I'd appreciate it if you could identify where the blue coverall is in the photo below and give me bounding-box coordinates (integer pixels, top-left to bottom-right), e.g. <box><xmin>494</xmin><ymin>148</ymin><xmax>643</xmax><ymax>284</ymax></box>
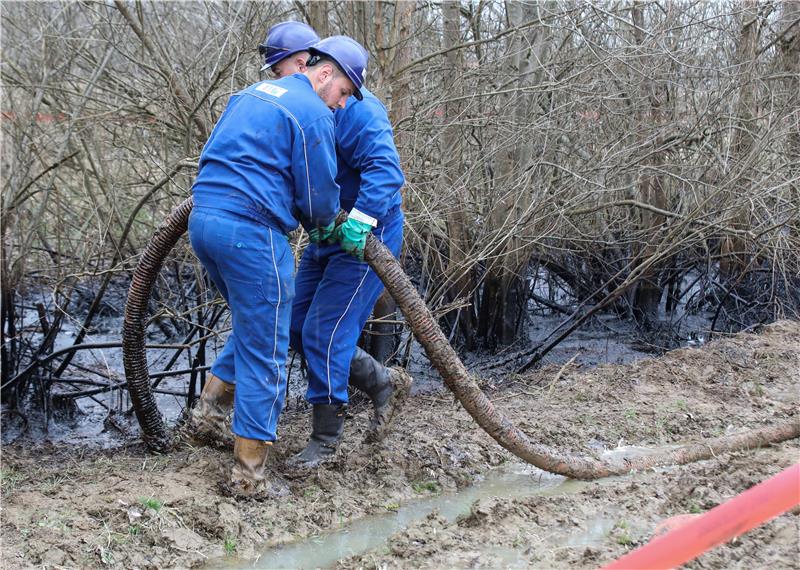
<box><xmin>189</xmin><ymin>75</ymin><xmax>340</xmax><ymax>442</ymax></box>
<box><xmin>290</xmin><ymin>87</ymin><xmax>405</xmax><ymax>405</ymax></box>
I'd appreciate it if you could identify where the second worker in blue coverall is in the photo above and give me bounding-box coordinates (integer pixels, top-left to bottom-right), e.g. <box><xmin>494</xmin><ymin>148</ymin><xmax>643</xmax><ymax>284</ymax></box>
<box><xmin>261</xmin><ymin>22</ymin><xmax>413</xmax><ymax>468</ymax></box>
<box><xmin>187</xmin><ymin>36</ymin><xmax>370</xmax><ymax>496</ymax></box>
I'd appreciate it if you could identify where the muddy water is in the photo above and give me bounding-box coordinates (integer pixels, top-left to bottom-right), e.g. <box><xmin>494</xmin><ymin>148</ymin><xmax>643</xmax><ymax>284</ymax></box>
<box><xmin>1</xmin><ymin>312</ymin><xmax>198</xmax><ymax>447</ymax></box>
<box><xmin>3</xmin><ymin>283</ymin><xmax>713</xmax><ymax>447</ymax></box>
<box><xmin>208</xmin><ymin>465</ymin><xmax>617</xmax><ymax>570</ymax></box>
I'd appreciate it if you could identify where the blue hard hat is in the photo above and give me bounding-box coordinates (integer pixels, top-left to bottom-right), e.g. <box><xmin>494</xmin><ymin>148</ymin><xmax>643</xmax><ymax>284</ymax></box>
<box><xmin>258</xmin><ymin>22</ymin><xmax>320</xmax><ymax>71</ymax></box>
<box><xmin>308</xmin><ymin>36</ymin><xmax>368</xmax><ymax>100</ymax></box>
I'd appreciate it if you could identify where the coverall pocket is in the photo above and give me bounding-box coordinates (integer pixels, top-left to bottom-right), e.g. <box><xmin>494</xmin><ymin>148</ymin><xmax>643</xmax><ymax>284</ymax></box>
<box><xmin>258</xmin><ymin>231</ymin><xmax>295</xmax><ymax>307</ymax></box>
<box><xmin>212</xmin><ymin>219</ymin><xmax>294</xmax><ymax>307</ymax></box>
<box><xmin>259</xmin><ymin>257</ymin><xmax>295</xmax><ymax>307</ymax></box>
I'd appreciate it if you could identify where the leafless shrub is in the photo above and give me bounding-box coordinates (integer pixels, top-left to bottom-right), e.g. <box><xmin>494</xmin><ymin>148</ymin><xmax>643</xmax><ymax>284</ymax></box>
<box><xmin>1</xmin><ymin>1</ymin><xmax>798</xmax><ymax>415</ymax></box>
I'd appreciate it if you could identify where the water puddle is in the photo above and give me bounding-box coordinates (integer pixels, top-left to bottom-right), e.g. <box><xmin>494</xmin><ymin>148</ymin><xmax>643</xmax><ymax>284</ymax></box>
<box><xmin>600</xmin><ymin>443</ymin><xmax>683</xmax><ymax>462</ymax></box>
<box><xmin>563</xmin><ymin>516</ymin><xmax>618</xmax><ymax>547</ymax></box>
<box><xmin>209</xmin><ymin>464</ymin><xmax>613</xmax><ymax>569</ymax></box>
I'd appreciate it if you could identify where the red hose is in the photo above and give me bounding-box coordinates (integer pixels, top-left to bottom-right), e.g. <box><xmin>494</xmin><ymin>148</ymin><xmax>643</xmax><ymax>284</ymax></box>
<box><xmin>601</xmin><ymin>462</ymin><xmax>800</xmax><ymax>570</ymax></box>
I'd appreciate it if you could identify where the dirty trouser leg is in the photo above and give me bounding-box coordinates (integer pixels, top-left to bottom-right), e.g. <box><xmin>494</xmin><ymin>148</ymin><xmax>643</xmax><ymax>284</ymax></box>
<box><xmin>188</xmin><ymin>208</ymin><xmax>294</xmax><ymax>442</ymax></box>
<box><xmin>289</xmin><ymin>244</ymin><xmax>326</xmax><ymax>358</ymax></box>
<box><xmin>299</xmin><ymin>215</ymin><xmax>403</xmax><ymax>405</ymax></box>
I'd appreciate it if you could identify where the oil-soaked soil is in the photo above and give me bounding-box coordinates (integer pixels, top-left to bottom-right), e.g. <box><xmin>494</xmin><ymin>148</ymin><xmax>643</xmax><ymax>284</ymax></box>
<box><xmin>1</xmin><ymin>321</ymin><xmax>798</xmax><ymax>569</ymax></box>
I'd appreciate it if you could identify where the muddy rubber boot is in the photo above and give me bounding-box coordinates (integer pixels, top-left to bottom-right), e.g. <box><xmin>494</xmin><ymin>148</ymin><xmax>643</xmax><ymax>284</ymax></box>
<box><xmin>186</xmin><ymin>374</ymin><xmax>234</xmax><ymax>447</ymax></box>
<box><xmin>223</xmin><ymin>437</ymin><xmax>288</xmax><ymax>499</ymax></box>
<box><xmin>348</xmin><ymin>347</ymin><xmax>412</xmax><ymax>442</ymax></box>
<box><xmin>288</xmin><ymin>404</ymin><xmax>346</xmax><ymax>469</ymax></box>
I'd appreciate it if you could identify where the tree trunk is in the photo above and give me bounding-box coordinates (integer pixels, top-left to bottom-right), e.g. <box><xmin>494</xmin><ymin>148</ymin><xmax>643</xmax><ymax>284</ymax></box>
<box><xmin>630</xmin><ymin>0</ymin><xmax>670</xmax><ymax>328</ymax></box>
<box><xmin>306</xmin><ymin>1</ymin><xmax>329</xmax><ymax>38</ymax></box>
<box><xmin>440</xmin><ymin>0</ymin><xmax>476</xmax><ymax>349</ymax></box>
<box><xmin>388</xmin><ymin>0</ymin><xmax>416</xmax><ymax>146</ymax></box>
<box><xmin>720</xmin><ymin>1</ymin><xmax>760</xmax><ymax>280</ymax></box>
<box><xmin>779</xmin><ymin>1</ymin><xmax>799</xmax><ymax>221</ymax></box>
<box><xmin>0</xmin><ymin>279</ymin><xmax>18</xmax><ymax>406</ymax></box>
<box><xmin>479</xmin><ymin>1</ymin><xmax>548</xmax><ymax>346</ymax></box>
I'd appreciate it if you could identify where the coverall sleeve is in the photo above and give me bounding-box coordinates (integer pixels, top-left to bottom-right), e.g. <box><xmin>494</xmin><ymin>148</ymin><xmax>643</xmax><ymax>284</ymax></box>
<box><xmin>292</xmin><ymin>114</ymin><xmax>340</xmax><ymax>228</ymax></box>
<box><xmin>337</xmin><ymin>100</ymin><xmax>405</xmax><ymax>223</ymax></box>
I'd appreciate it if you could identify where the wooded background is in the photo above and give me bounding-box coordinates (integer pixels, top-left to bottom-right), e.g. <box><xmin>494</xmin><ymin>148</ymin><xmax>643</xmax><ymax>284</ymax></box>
<box><xmin>2</xmin><ymin>1</ymin><xmax>799</xmax><ymax>405</ymax></box>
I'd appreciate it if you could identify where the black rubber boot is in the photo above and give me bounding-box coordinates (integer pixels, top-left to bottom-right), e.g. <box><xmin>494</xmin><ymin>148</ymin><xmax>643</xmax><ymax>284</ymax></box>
<box><xmin>348</xmin><ymin>347</ymin><xmax>412</xmax><ymax>442</ymax></box>
<box><xmin>289</xmin><ymin>404</ymin><xmax>347</xmax><ymax>469</ymax></box>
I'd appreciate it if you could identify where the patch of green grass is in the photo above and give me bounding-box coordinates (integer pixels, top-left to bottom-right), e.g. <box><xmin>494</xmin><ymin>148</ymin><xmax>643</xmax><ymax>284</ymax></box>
<box><xmin>36</xmin><ymin>514</ymin><xmax>68</xmax><ymax>533</ymax></box>
<box><xmin>99</xmin><ymin>546</ymin><xmax>115</xmax><ymax>565</ymax></box>
<box><xmin>613</xmin><ymin>519</ymin><xmax>633</xmax><ymax>546</ymax></box>
<box><xmin>138</xmin><ymin>456</ymin><xmax>172</xmax><ymax>473</ymax></box>
<box><xmin>111</xmin><ymin>531</ymin><xmax>129</xmax><ymax>545</ymax></box>
<box><xmin>40</xmin><ymin>474</ymin><xmax>67</xmax><ymax>494</ymax></box>
<box><xmin>128</xmin><ymin>524</ymin><xmax>141</xmax><ymax>536</ymax></box>
<box><xmin>0</xmin><ymin>467</ymin><xmax>26</xmax><ymax>494</ymax></box>
<box><xmin>412</xmin><ymin>480</ymin><xmax>441</xmax><ymax>494</ymax></box>
<box><xmin>674</xmin><ymin>399</ymin><xmax>687</xmax><ymax>411</ymax></box>
<box><xmin>138</xmin><ymin>496</ymin><xmax>163</xmax><ymax>512</ymax></box>
<box><xmin>616</xmin><ymin>532</ymin><xmax>633</xmax><ymax>546</ymax></box>
<box><xmin>511</xmin><ymin>530</ymin><xmax>525</xmax><ymax>548</ymax></box>
<box><xmin>224</xmin><ymin>534</ymin><xmax>237</xmax><ymax>556</ymax></box>
<box><xmin>689</xmin><ymin>503</ymin><xmax>702</xmax><ymax>514</ymax></box>
<box><xmin>652</xmin><ymin>416</ymin><xmax>669</xmax><ymax>441</ymax></box>
<box><xmin>624</xmin><ymin>408</ymin><xmax>638</xmax><ymax>421</ymax></box>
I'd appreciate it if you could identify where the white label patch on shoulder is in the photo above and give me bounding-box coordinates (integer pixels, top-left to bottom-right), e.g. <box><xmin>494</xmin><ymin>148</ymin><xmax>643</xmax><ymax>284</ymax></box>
<box><xmin>256</xmin><ymin>83</ymin><xmax>287</xmax><ymax>98</ymax></box>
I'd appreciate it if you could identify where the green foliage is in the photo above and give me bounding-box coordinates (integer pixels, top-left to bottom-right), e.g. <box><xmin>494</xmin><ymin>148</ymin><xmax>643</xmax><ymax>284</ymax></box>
<box><xmin>138</xmin><ymin>496</ymin><xmax>163</xmax><ymax>512</ymax></box>
<box><xmin>99</xmin><ymin>546</ymin><xmax>115</xmax><ymax>565</ymax></box>
<box><xmin>0</xmin><ymin>467</ymin><xmax>26</xmax><ymax>494</ymax></box>
<box><xmin>40</xmin><ymin>474</ymin><xmax>67</xmax><ymax>494</ymax></box>
<box><xmin>616</xmin><ymin>532</ymin><xmax>633</xmax><ymax>546</ymax></box>
<box><xmin>224</xmin><ymin>534</ymin><xmax>237</xmax><ymax>556</ymax></box>
<box><xmin>412</xmin><ymin>480</ymin><xmax>441</xmax><ymax>494</ymax></box>
<box><xmin>613</xmin><ymin>519</ymin><xmax>633</xmax><ymax>546</ymax></box>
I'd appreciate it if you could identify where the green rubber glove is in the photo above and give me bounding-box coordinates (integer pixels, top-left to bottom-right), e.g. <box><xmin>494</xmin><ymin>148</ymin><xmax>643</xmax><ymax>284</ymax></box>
<box><xmin>335</xmin><ymin>217</ymin><xmax>372</xmax><ymax>260</ymax></box>
<box><xmin>308</xmin><ymin>220</ymin><xmax>336</xmax><ymax>244</ymax></box>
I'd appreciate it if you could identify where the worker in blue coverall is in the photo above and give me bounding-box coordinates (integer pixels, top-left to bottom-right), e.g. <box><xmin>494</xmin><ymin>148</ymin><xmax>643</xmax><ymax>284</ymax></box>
<box><xmin>188</xmin><ymin>35</ymin><xmax>369</xmax><ymax>497</ymax></box>
<box><xmin>262</xmin><ymin>22</ymin><xmax>412</xmax><ymax>468</ymax></box>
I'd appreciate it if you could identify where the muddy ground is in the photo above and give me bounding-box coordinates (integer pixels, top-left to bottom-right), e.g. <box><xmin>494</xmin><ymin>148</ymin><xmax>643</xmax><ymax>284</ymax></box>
<box><xmin>1</xmin><ymin>320</ymin><xmax>798</xmax><ymax>569</ymax></box>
